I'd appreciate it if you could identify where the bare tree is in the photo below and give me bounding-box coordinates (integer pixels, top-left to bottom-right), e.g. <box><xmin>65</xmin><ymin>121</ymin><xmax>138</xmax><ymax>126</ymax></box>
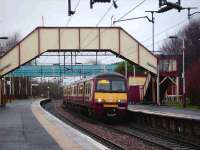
<box><xmin>160</xmin><ymin>18</ymin><xmax>200</xmax><ymax>105</ymax></box>
<box><xmin>0</xmin><ymin>33</ymin><xmax>19</xmax><ymax>56</ymax></box>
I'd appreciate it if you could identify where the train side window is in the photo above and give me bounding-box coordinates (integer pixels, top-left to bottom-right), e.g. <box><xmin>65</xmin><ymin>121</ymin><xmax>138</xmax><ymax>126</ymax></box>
<box><xmin>85</xmin><ymin>84</ymin><xmax>88</xmax><ymax>95</ymax></box>
<box><xmin>74</xmin><ymin>86</ymin><xmax>77</xmax><ymax>95</ymax></box>
<box><xmin>67</xmin><ymin>88</ymin><xmax>69</xmax><ymax>95</ymax></box>
<box><xmin>87</xmin><ymin>84</ymin><xmax>89</xmax><ymax>95</ymax></box>
<box><xmin>70</xmin><ymin>88</ymin><xmax>72</xmax><ymax>95</ymax></box>
<box><xmin>88</xmin><ymin>84</ymin><xmax>90</xmax><ymax>95</ymax></box>
<box><xmin>86</xmin><ymin>84</ymin><xmax>88</xmax><ymax>95</ymax></box>
<box><xmin>79</xmin><ymin>85</ymin><xmax>83</xmax><ymax>95</ymax></box>
<box><xmin>88</xmin><ymin>83</ymin><xmax>90</xmax><ymax>95</ymax></box>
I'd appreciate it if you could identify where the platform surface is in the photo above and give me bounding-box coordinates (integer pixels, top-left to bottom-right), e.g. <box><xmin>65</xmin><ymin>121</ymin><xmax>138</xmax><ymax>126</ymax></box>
<box><xmin>0</xmin><ymin>99</ymin><xmax>61</xmax><ymax>150</ymax></box>
<box><xmin>128</xmin><ymin>104</ymin><xmax>200</xmax><ymax>121</ymax></box>
<box><xmin>0</xmin><ymin>99</ymin><xmax>108</xmax><ymax>150</ymax></box>
<box><xmin>32</xmin><ymin>99</ymin><xmax>108</xmax><ymax>150</ymax></box>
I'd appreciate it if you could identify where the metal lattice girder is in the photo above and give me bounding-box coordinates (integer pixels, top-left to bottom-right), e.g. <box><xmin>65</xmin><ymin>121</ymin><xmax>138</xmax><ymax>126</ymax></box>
<box><xmin>0</xmin><ymin>27</ymin><xmax>157</xmax><ymax>77</ymax></box>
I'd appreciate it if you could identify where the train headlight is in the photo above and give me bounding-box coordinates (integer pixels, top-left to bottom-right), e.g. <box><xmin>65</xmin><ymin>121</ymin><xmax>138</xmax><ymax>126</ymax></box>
<box><xmin>117</xmin><ymin>99</ymin><xmax>126</xmax><ymax>103</ymax></box>
<box><xmin>118</xmin><ymin>99</ymin><xmax>127</xmax><ymax>107</ymax></box>
<box><xmin>97</xmin><ymin>98</ymin><xmax>103</xmax><ymax>103</ymax></box>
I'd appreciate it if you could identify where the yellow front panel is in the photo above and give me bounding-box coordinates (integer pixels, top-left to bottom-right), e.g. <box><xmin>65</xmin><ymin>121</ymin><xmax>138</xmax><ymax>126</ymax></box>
<box><xmin>104</xmin><ymin>104</ymin><xmax>118</xmax><ymax>108</ymax></box>
<box><xmin>94</xmin><ymin>92</ymin><xmax>127</xmax><ymax>103</ymax></box>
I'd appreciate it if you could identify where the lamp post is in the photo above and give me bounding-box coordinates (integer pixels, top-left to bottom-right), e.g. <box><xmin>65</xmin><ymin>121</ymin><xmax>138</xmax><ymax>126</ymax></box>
<box><xmin>169</xmin><ymin>36</ymin><xmax>186</xmax><ymax>108</ymax></box>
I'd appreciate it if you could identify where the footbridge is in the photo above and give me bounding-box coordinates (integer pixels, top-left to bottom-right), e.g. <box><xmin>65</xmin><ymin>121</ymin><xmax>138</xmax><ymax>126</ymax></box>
<box><xmin>0</xmin><ymin>27</ymin><xmax>157</xmax><ymax>77</ymax></box>
<box><xmin>0</xmin><ymin>27</ymin><xmax>158</xmax><ymax>105</ymax></box>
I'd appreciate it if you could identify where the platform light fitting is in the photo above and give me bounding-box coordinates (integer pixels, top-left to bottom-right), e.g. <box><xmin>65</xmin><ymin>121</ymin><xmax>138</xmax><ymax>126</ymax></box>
<box><xmin>113</xmin><ymin>0</ymin><xmax>118</xmax><ymax>9</ymax></box>
<box><xmin>68</xmin><ymin>10</ymin><xmax>75</xmax><ymax>16</ymax></box>
<box><xmin>157</xmin><ymin>5</ymin><xmax>172</xmax><ymax>13</ymax></box>
<box><xmin>167</xmin><ymin>1</ymin><xmax>183</xmax><ymax>12</ymax></box>
<box><xmin>68</xmin><ymin>0</ymin><xmax>75</xmax><ymax>16</ymax></box>
<box><xmin>90</xmin><ymin>0</ymin><xmax>118</xmax><ymax>9</ymax></box>
<box><xmin>159</xmin><ymin>0</ymin><xmax>167</xmax><ymax>7</ymax></box>
<box><xmin>90</xmin><ymin>0</ymin><xmax>111</xmax><ymax>9</ymax></box>
<box><xmin>159</xmin><ymin>0</ymin><xmax>180</xmax><ymax>7</ymax></box>
<box><xmin>158</xmin><ymin>0</ymin><xmax>183</xmax><ymax>13</ymax></box>
<box><xmin>0</xmin><ymin>37</ymin><xmax>8</xmax><ymax>40</ymax></box>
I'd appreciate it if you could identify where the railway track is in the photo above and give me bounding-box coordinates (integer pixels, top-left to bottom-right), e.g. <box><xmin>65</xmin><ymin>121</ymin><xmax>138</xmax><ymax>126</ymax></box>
<box><xmin>106</xmin><ymin>125</ymin><xmax>199</xmax><ymax>150</ymax></box>
<box><xmin>42</xmin><ymin>99</ymin><xmax>199</xmax><ymax>150</ymax></box>
<box><xmin>42</xmin><ymin>99</ymin><xmax>124</xmax><ymax>150</ymax></box>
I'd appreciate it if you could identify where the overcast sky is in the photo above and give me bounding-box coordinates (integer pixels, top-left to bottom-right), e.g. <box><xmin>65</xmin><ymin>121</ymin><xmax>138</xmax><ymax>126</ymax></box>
<box><xmin>1</xmin><ymin>0</ymin><xmax>200</xmax><ymax>58</ymax></box>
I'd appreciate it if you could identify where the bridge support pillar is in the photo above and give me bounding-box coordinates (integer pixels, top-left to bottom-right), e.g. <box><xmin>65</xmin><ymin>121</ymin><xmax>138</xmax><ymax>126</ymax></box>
<box><xmin>157</xmin><ymin>72</ymin><xmax>160</xmax><ymax>105</ymax></box>
<box><xmin>152</xmin><ymin>77</ymin><xmax>156</xmax><ymax>103</ymax></box>
<box><xmin>0</xmin><ymin>78</ymin><xmax>6</xmax><ymax>106</ymax></box>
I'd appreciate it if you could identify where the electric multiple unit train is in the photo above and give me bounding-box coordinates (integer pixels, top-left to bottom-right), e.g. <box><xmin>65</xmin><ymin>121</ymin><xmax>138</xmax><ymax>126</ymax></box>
<box><xmin>63</xmin><ymin>72</ymin><xmax>128</xmax><ymax>117</ymax></box>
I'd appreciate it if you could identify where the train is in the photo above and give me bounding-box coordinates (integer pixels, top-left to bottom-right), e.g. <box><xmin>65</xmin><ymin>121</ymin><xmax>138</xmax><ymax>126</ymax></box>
<box><xmin>63</xmin><ymin>72</ymin><xmax>128</xmax><ymax>117</ymax></box>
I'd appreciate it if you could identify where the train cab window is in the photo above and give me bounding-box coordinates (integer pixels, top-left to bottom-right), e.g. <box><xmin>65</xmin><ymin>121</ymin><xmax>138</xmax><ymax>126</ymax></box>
<box><xmin>112</xmin><ymin>80</ymin><xmax>126</xmax><ymax>92</ymax></box>
<box><xmin>96</xmin><ymin>79</ymin><xmax>110</xmax><ymax>91</ymax></box>
<box><xmin>96</xmin><ymin>78</ymin><xmax>126</xmax><ymax>92</ymax></box>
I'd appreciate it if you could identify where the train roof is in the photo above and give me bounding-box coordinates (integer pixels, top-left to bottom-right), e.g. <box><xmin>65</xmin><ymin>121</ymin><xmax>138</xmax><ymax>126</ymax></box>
<box><xmin>66</xmin><ymin>72</ymin><xmax>125</xmax><ymax>87</ymax></box>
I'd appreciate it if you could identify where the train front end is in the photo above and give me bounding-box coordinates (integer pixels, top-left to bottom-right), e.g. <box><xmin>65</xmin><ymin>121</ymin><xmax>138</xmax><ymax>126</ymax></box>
<box><xmin>93</xmin><ymin>73</ymin><xmax>128</xmax><ymax>117</ymax></box>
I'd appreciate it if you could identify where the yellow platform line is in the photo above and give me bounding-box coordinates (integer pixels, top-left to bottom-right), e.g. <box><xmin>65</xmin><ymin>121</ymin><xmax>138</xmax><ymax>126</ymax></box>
<box><xmin>31</xmin><ymin>100</ymin><xmax>109</xmax><ymax>150</ymax></box>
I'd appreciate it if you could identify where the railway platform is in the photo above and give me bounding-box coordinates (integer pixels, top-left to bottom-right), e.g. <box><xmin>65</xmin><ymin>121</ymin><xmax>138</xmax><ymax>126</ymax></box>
<box><xmin>128</xmin><ymin>104</ymin><xmax>200</xmax><ymax>146</ymax></box>
<box><xmin>0</xmin><ymin>99</ymin><xmax>108</xmax><ymax>150</ymax></box>
<box><xmin>128</xmin><ymin>104</ymin><xmax>200</xmax><ymax>121</ymax></box>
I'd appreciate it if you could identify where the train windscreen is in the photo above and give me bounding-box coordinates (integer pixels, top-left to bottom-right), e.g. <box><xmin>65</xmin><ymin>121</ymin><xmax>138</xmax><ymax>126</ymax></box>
<box><xmin>96</xmin><ymin>78</ymin><xmax>126</xmax><ymax>92</ymax></box>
